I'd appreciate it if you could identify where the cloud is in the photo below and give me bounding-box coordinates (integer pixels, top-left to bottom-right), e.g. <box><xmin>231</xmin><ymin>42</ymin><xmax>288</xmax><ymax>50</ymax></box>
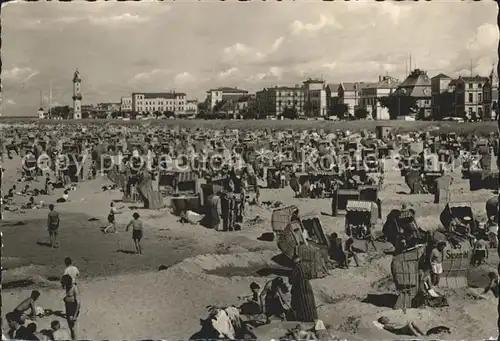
<box><xmin>174</xmin><ymin>72</ymin><xmax>195</xmax><ymax>85</ymax></box>
<box><xmin>246</xmin><ymin>66</ymin><xmax>284</xmax><ymax>83</ymax></box>
<box><xmin>3</xmin><ymin>67</ymin><xmax>39</xmax><ymax>82</ymax></box>
<box><xmin>468</xmin><ymin>23</ymin><xmax>498</xmax><ymax>52</ymax></box>
<box><xmin>290</xmin><ymin>15</ymin><xmax>340</xmax><ymax>35</ymax></box>
<box><xmin>131</xmin><ymin>69</ymin><xmax>170</xmax><ymax>82</ymax></box>
<box><xmin>89</xmin><ymin>13</ymin><xmax>147</xmax><ymax>25</ymax></box>
<box><xmin>271</xmin><ymin>37</ymin><xmax>284</xmax><ymax>51</ymax></box>
<box><xmin>223</xmin><ymin>43</ymin><xmax>264</xmax><ymax>63</ymax></box>
<box><xmin>218</xmin><ymin>68</ymin><xmax>238</xmax><ymax>79</ymax></box>
<box><xmin>5</xmin><ymin>99</ymin><xmax>16</xmax><ymax>105</ymax></box>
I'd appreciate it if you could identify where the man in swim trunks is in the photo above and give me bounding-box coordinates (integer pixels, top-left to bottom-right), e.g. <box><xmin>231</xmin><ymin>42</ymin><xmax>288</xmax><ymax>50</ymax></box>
<box><xmin>13</xmin><ymin>290</ymin><xmax>41</xmax><ymax>322</ymax></box>
<box><xmin>47</xmin><ymin>204</ymin><xmax>60</xmax><ymax>248</ymax></box>
<box><xmin>61</xmin><ymin>274</ymin><xmax>80</xmax><ymax>340</ymax></box>
<box><xmin>126</xmin><ymin>212</ymin><xmax>143</xmax><ymax>254</ymax></box>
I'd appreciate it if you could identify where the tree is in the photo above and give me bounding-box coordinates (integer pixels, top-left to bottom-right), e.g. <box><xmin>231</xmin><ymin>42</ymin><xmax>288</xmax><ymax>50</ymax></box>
<box><xmin>51</xmin><ymin>105</ymin><xmax>71</xmax><ymax>119</ymax></box>
<box><xmin>153</xmin><ymin>111</ymin><xmax>162</xmax><ymax>119</ymax></box>
<box><xmin>433</xmin><ymin>92</ymin><xmax>454</xmax><ymax>120</ymax></box>
<box><xmin>354</xmin><ymin>108</ymin><xmax>369</xmax><ymax>120</ymax></box>
<box><xmin>330</xmin><ymin>103</ymin><xmax>349</xmax><ymax>119</ymax></box>
<box><xmin>281</xmin><ymin>106</ymin><xmax>299</xmax><ymax>119</ymax></box>
<box><xmin>213</xmin><ymin>100</ymin><xmax>227</xmax><ymax>113</ymax></box>
<box><xmin>379</xmin><ymin>94</ymin><xmax>418</xmax><ymax>120</ymax></box>
<box><xmin>197</xmin><ymin>102</ymin><xmax>208</xmax><ymax>112</ymax></box>
<box><xmin>164</xmin><ymin>111</ymin><xmax>175</xmax><ymax>118</ymax></box>
<box><xmin>111</xmin><ymin>111</ymin><xmax>120</xmax><ymax>119</ymax></box>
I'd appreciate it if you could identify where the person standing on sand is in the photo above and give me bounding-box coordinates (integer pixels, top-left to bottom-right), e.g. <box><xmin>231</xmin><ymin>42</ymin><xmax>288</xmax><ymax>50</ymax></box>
<box><xmin>47</xmin><ymin>204</ymin><xmax>60</xmax><ymax>248</ymax></box>
<box><xmin>63</xmin><ymin>257</ymin><xmax>79</xmax><ymax>284</ymax></box>
<box><xmin>429</xmin><ymin>242</ymin><xmax>446</xmax><ymax>286</ymax></box>
<box><xmin>61</xmin><ymin>274</ymin><xmax>80</xmax><ymax>341</ymax></box>
<box><xmin>289</xmin><ymin>255</ymin><xmax>318</xmax><ymax>322</ymax></box>
<box><xmin>126</xmin><ymin>212</ymin><xmax>143</xmax><ymax>254</ymax></box>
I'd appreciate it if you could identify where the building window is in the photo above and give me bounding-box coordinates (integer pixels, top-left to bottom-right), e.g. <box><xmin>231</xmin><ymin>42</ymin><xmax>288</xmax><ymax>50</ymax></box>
<box><xmin>468</xmin><ymin>83</ymin><xmax>473</xmax><ymax>89</ymax></box>
<box><xmin>478</xmin><ymin>93</ymin><xmax>482</xmax><ymax>103</ymax></box>
<box><xmin>468</xmin><ymin>93</ymin><xmax>473</xmax><ymax>103</ymax></box>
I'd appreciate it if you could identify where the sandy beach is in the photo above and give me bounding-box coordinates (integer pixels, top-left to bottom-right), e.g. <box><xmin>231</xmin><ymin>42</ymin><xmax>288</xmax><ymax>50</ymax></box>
<box><xmin>2</xmin><ymin>149</ymin><xmax>499</xmax><ymax>340</ymax></box>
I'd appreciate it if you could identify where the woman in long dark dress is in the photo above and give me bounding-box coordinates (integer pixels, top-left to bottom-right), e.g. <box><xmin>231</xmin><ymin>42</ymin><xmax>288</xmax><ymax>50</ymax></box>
<box><xmin>289</xmin><ymin>255</ymin><xmax>318</xmax><ymax>322</ymax></box>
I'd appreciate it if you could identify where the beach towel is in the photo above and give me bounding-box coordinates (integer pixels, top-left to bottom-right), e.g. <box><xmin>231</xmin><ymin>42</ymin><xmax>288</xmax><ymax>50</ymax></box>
<box><xmin>211</xmin><ymin>309</ymin><xmax>235</xmax><ymax>339</ymax></box>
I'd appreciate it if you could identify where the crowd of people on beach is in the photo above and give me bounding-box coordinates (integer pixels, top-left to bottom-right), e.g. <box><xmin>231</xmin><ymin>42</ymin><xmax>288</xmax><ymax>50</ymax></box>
<box><xmin>2</xmin><ymin>257</ymin><xmax>80</xmax><ymax>341</ymax></box>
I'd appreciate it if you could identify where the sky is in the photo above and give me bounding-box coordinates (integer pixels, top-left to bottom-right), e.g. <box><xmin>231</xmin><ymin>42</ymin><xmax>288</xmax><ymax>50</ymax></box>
<box><xmin>2</xmin><ymin>0</ymin><xmax>499</xmax><ymax>116</ymax></box>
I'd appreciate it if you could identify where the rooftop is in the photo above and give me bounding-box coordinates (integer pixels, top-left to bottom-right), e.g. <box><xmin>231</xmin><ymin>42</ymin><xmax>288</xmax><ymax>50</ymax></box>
<box><xmin>207</xmin><ymin>87</ymin><xmax>249</xmax><ymax>93</ymax></box>
<box><xmin>459</xmin><ymin>75</ymin><xmax>489</xmax><ymax>82</ymax></box>
<box><xmin>132</xmin><ymin>92</ymin><xmax>187</xmax><ymax>99</ymax></box>
<box><xmin>397</xmin><ymin>69</ymin><xmax>432</xmax><ymax>97</ymax></box>
<box><xmin>364</xmin><ymin>76</ymin><xmax>399</xmax><ymax>89</ymax></box>
<box><xmin>340</xmin><ymin>82</ymin><xmax>373</xmax><ymax>91</ymax></box>
<box><xmin>431</xmin><ymin>73</ymin><xmax>451</xmax><ymax>80</ymax></box>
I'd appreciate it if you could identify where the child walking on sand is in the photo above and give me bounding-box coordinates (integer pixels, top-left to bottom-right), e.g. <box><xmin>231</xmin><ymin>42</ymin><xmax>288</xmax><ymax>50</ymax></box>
<box><xmin>103</xmin><ymin>202</ymin><xmax>119</xmax><ymax>234</ymax></box>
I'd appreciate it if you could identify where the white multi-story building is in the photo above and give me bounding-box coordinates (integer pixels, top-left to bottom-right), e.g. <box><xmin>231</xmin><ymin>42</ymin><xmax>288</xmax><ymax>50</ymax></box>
<box><xmin>303</xmin><ymin>79</ymin><xmax>327</xmax><ymax>117</ymax></box>
<box><xmin>185</xmin><ymin>100</ymin><xmax>198</xmax><ymax>116</ymax></box>
<box><xmin>131</xmin><ymin>92</ymin><xmax>186</xmax><ymax>115</ymax></box>
<box><xmin>121</xmin><ymin>96</ymin><xmax>132</xmax><ymax>113</ymax></box>
<box><xmin>205</xmin><ymin>87</ymin><xmax>249</xmax><ymax>111</ymax></box>
<box><xmin>359</xmin><ymin>76</ymin><xmax>399</xmax><ymax>120</ymax></box>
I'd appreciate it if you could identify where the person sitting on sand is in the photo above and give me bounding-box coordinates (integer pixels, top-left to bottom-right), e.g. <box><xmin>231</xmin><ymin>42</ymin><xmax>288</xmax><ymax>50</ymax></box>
<box><xmin>126</xmin><ymin>212</ymin><xmax>144</xmax><ymax>254</ymax></box>
<box><xmin>342</xmin><ymin>237</ymin><xmax>359</xmax><ymax>268</ymax></box>
<box><xmin>260</xmin><ymin>277</ymin><xmax>290</xmax><ymax>324</ymax></box>
<box><xmin>471</xmin><ymin>237</ymin><xmax>489</xmax><ymax>266</ymax></box>
<box><xmin>26</xmin><ymin>322</ymin><xmax>48</xmax><ymax>341</ymax></box>
<box><xmin>484</xmin><ymin>271</ymin><xmax>499</xmax><ymax>297</ymax></box>
<box><xmin>61</xmin><ymin>274</ymin><xmax>80</xmax><ymax>341</ymax></box>
<box><xmin>13</xmin><ymin>290</ymin><xmax>41</xmax><ymax>322</ymax></box>
<box><xmin>50</xmin><ymin>320</ymin><xmax>71</xmax><ymax>341</ymax></box>
<box><xmin>238</xmin><ymin>282</ymin><xmax>262</xmax><ymax>316</ymax></box>
<box><xmin>375</xmin><ymin>316</ymin><xmax>425</xmax><ymax>336</ymax></box>
<box><xmin>5</xmin><ymin>311</ymin><xmax>39</xmax><ymax>341</ymax></box>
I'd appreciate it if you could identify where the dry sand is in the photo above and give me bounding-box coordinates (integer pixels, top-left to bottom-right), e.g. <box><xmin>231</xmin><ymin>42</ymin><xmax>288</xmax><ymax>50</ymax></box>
<box><xmin>2</xmin><ymin>152</ymin><xmax>499</xmax><ymax>340</ymax></box>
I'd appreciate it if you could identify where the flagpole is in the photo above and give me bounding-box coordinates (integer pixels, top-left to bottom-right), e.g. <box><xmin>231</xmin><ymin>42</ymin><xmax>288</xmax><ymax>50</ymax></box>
<box><xmin>49</xmin><ymin>82</ymin><xmax>52</xmax><ymax>119</ymax></box>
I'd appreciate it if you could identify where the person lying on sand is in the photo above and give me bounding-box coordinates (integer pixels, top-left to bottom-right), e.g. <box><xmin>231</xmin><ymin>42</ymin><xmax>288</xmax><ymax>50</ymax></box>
<box><xmin>56</xmin><ymin>190</ymin><xmax>70</xmax><ymax>203</ymax></box>
<box><xmin>286</xmin><ymin>324</ymin><xmax>318</xmax><ymax>341</ymax></box>
<box><xmin>374</xmin><ymin>316</ymin><xmax>425</xmax><ymax>336</ymax></box>
<box><xmin>13</xmin><ymin>290</ymin><xmax>41</xmax><ymax>322</ymax></box>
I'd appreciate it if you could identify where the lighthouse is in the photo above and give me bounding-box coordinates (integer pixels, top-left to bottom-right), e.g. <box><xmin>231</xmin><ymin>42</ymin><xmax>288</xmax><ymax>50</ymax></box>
<box><xmin>72</xmin><ymin>69</ymin><xmax>82</xmax><ymax>119</ymax></box>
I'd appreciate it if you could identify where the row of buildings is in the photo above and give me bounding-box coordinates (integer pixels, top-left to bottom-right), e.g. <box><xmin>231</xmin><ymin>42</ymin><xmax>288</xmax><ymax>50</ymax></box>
<box><xmin>61</xmin><ymin>67</ymin><xmax>498</xmax><ymax>120</ymax></box>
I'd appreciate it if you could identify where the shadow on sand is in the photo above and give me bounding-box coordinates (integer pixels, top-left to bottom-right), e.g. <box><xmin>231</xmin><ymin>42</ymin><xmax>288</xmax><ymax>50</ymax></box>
<box><xmin>36</xmin><ymin>241</ymin><xmax>53</xmax><ymax>248</ymax></box>
<box><xmin>361</xmin><ymin>293</ymin><xmax>398</xmax><ymax>308</ymax></box>
<box><xmin>116</xmin><ymin>249</ymin><xmax>136</xmax><ymax>255</ymax></box>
